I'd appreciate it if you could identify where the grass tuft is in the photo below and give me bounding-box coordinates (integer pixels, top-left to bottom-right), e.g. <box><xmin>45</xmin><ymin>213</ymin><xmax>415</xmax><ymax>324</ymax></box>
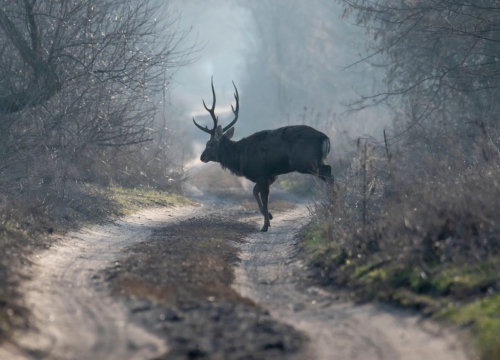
<box><xmin>303</xmin><ymin>136</ymin><xmax>500</xmax><ymax>359</ymax></box>
<box><xmin>438</xmin><ymin>295</ymin><xmax>500</xmax><ymax>360</ymax></box>
<box><xmin>0</xmin><ymin>184</ymin><xmax>193</xmax><ymax>344</ymax></box>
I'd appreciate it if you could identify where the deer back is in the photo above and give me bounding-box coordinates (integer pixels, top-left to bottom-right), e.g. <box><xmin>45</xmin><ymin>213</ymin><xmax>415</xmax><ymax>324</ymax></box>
<box><xmin>217</xmin><ymin>125</ymin><xmax>330</xmax><ymax>183</ymax></box>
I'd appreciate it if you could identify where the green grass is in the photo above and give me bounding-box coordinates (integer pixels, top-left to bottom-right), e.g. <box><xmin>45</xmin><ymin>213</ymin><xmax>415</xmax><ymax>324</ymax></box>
<box><xmin>302</xmin><ymin>222</ymin><xmax>500</xmax><ymax>359</ymax></box>
<box><xmin>303</xmin><ymin>226</ymin><xmax>327</xmax><ymax>253</ymax></box>
<box><xmin>302</xmin><ymin>225</ymin><xmax>349</xmax><ymax>268</ymax></box>
<box><xmin>438</xmin><ymin>295</ymin><xmax>500</xmax><ymax>360</ymax></box>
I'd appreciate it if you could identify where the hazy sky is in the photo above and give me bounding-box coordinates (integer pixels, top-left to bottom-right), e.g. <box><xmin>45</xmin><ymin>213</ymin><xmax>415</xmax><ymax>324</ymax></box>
<box><xmin>166</xmin><ymin>0</ymin><xmax>389</xmax><ymax>163</ymax></box>
<box><xmin>168</xmin><ymin>0</ymin><xmax>254</xmax><ymax>118</ymax></box>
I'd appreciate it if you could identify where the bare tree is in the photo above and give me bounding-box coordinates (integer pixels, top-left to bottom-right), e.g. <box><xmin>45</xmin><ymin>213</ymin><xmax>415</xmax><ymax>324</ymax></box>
<box><xmin>0</xmin><ymin>0</ymin><xmax>192</xmax><ymax>189</ymax></box>
<box><xmin>341</xmin><ymin>0</ymin><xmax>500</xmax><ymax>149</ymax></box>
<box><xmin>238</xmin><ymin>0</ymin><xmax>376</xmax><ymax>134</ymax></box>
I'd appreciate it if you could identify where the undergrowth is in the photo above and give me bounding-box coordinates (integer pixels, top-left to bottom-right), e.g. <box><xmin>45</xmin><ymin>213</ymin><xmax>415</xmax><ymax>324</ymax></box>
<box><xmin>304</xmin><ymin>134</ymin><xmax>500</xmax><ymax>359</ymax></box>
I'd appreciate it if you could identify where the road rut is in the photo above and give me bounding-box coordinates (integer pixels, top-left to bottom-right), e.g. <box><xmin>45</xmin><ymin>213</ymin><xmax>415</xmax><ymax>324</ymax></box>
<box><xmin>0</xmin><ymin>201</ymin><xmax>472</xmax><ymax>360</ymax></box>
<box><xmin>0</xmin><ymin>206</ymin><xmax>197</xmax><ymax>360</ymax></box>
<box><xmin>234</xmin><ymin>205</ymin><xmax>471</xmax><ymax>360</ymax></box>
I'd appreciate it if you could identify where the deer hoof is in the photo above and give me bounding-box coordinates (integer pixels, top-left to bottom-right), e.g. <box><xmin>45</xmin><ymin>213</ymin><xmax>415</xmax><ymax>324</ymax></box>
<box><xmin>269</xmin><ymin>212</ymin><xmax>273</xmax><ymax>220</ymax></box>
<box><xmin>260</xmin><ymin>226</ymin><xmax>268</xmax><ymax>232</ymax></box>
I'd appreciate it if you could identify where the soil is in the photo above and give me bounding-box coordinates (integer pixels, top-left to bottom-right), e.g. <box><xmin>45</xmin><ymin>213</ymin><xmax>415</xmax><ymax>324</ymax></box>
<box><xmin>105</xmin><ymin>206</ymin><xmax>304</xmax><ymax>359</ymax></box>
<box><xmin>0</xmin><ymin>206</ymin><xmax>195</xmax><ymax>360</ymax></box>
<box><xmin>233</xmin><ymin>205</ymin><xmax>472</xmax><ymax>360</ymax></box>
<box><xmin>0</xmin><ymin>184</ymin><xmax>473</xmax><ymax>360</ymax></box>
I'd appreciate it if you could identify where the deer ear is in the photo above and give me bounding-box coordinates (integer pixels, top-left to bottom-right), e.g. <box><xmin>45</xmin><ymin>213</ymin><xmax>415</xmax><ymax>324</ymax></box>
<box><xmin>214</xmin><ymin>125</ymin><xmax>223</xmax><ymax>140</ymax></box>
<box><xmin>224</xmin><ymin>127</ymin><xmax>234</xmax><ymax>139</ymax></box>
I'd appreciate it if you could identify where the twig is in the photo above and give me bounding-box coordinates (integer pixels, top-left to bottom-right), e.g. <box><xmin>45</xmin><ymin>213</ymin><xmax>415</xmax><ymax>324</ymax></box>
<box><xmin>362</xmin><ymin>140</ymin><xmax>368</xmax><ymax>242</ymax></box>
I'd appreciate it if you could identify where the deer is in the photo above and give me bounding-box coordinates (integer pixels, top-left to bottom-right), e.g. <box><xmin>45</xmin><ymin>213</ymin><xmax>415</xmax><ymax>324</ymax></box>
<box><xmin>193</xmin><ymin>79</ymin><xmax>332</xmax><ymax>232</ymax></box>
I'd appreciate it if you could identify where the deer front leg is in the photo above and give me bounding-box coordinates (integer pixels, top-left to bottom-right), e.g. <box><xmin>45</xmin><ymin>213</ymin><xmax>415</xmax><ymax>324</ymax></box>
<box><xmin>258</xmin><ymin>182</ymin><xmax>271</xmax><ymax>232</ymax></box>
<box><xmin>253</xmin><ymin>184</ymin><xmax>273</xmax><ymax>221</ymax></box>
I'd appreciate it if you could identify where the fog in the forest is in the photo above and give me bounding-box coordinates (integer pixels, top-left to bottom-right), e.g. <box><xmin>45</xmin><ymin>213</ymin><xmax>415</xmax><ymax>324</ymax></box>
<box><xmin>167</xmin><ymin>0</ymin><xmax>388</xmax><ymax>167</ymax></box>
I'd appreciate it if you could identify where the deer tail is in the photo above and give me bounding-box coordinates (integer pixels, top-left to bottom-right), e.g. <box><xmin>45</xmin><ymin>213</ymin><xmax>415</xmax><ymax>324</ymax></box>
<box><xmin>321</xmin><ymin>138</ymin><xmax>330</xmax><ymax>161</ymax></box>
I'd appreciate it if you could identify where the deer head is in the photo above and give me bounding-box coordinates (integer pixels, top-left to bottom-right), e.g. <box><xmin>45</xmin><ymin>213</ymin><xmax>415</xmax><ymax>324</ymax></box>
<box><xmin>193</xmin><ymin>78</ymin><xmax>239</xmax><ymax>163</ymax></box>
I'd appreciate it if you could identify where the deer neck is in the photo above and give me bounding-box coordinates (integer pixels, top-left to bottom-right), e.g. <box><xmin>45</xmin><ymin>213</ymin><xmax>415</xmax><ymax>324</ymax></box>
<box><xmin>217</xmin><ymin>137</ymin><xmax>242</xmax><ymax>175</ymax></box>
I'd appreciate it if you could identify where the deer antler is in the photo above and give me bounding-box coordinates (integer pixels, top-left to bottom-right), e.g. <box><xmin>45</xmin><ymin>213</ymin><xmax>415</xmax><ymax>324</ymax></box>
<box><xmin>223</xmin><ymin>81</ymin><xmax>239</xmax><ymax>133</ymax></box>
<box><xmin>193</xmin><ymin>77</ymin><xmax>218</xmax><ymax>135</ymax></box>
<box><xmin>193</xmin><ymin>78</ymin><xmax>240</xmax><ymax>135</ymax></box>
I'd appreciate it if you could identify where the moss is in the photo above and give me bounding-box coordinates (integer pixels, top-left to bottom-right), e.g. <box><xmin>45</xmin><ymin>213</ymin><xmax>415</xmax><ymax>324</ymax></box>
<box><xmin>438</xmin><ymin>295</ymin><xmax>500</xmax><ymax>360</ymax></box>
<box><xmin>354</xmin><ymin>261</ymin><xmax>387</xmax><ymax>279</ymax></box>
<box><xmin>302</xmin><ymin>219</ymin><xmax>500</xmax><ymax>360</ymax></box>
<box><xmin>303</xmin><ymin>227</ymin><xmax>326</xmax><ymax>253</ymax></box>
<box><xmin>364</xmin><ymin>268</ymin><xmax>389</xmax><ymax>281</ymax></box>
<box><xmin>432</xmin><ymin>259</ymin><xmax>500</xmax><ymax>296</ymax></box>
<box><xmin>392</xmin><ymin>289</ymin><xmax>444</xmax><ymax>313</ymax></box>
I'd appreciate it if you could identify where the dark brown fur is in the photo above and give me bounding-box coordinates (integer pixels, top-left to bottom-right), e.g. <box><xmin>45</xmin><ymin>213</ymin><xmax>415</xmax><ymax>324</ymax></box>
<box><xmin>194</xmin><ymin>81</ymin><xmax>332</xmax><ymax>231</ymax></box>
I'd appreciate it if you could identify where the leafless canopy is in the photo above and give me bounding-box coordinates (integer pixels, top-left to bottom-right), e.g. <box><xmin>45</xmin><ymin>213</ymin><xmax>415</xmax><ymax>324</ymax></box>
<box><xmin>0</xmin><ymin>0</ymin><xmax>193</xmax><ymax>189</ymax></box>
<box><xmin>341</xmin><ymin>0</ymin><xmax>500</xmax><ymax>148</ymax></box>
<box><xmin>0</xmin><ymin>0</ymin><xmax>191</xmax><ymax>142</ymax></box>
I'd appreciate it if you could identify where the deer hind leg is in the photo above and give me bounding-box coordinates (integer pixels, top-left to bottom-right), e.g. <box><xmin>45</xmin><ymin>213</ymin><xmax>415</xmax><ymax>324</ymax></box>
<box><xmin>258</xmin><ymin>181</ymin><xmax>271</xmax><ymax>232</ymax></box>
<box><xmin>253</xmin><ymin>184</ymin><xmax>273</xmax><ymax>220</ymax></box>
<box><xmin>319</xmin><ymin>164</ymin><xmax>334</xmax><ymax>185</ymax></box>
<box><xmin>306</xmin><ymin>163</ymin><xmax>334</xmax><ymax>185</ymax></box>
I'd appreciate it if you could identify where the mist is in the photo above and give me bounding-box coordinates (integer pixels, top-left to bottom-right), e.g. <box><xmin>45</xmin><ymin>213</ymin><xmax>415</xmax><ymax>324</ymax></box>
<box><xmin>0</xmin><ymin>3</ymin><xmax>497</xmax><ymax>358</ymax></box>
<box><xmin>167</xmin><ymin>0</ymin><xmax>389</xmax><ymax>169</ymax></box>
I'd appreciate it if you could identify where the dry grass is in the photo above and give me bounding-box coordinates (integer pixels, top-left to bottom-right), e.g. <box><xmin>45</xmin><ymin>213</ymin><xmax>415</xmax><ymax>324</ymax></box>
<box><xmin>305</xmin><ymin>135</ymin><xmax>500</xmax><ymax>359</ymax></box>
<box><xmin>0</xmin><ymin>184</ymin><xmax>192</xmax><ymax>345</ymax></box>
<box><xmin>188</xmin><ymin>163</ymin><xmax>301</xmax><ymax>214</ymax></box>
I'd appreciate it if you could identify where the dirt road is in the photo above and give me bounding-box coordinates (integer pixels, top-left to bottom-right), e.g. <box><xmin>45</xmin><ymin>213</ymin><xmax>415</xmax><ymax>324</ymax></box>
<box><xmin>0</xmin><ymin>198</ymin><xmax>472</xmax><ymax>359</ymax></box>
<box><xmin>233</xmin><ymin>205</ymin><xmax>471</xmax><ymax>360</ymax></box>
<box><xmin>0</xmin><ymin>206</ymin><xmax>197</xmax><ymax>360</ymax></box>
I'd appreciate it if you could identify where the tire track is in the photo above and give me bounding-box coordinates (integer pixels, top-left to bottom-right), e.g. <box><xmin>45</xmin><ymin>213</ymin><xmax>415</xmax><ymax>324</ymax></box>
<box><xmin>0</xmin><ymin>206</ymin><xmax>198</xmax><ymax>360</ymax></box>
<box><xmin>0</xmin><ymin>198</ymin><xmax>473</xmax><ymax>360</ymax></box>
<box><xmin>233</xmin><ymin>205</ymin><xmax>471</xmax><ymax>360</ymax></box>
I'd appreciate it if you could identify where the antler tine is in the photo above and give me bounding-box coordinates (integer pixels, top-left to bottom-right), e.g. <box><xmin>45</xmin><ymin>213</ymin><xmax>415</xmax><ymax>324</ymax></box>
<box><xmin>193</xmin><ymin>77</ymin><xmax>218</xmax><ymax>135</ymax></box>
<box><xmin>192</xmin><ymin>117</ymin><xmax>213</xmax><ymax>134</ymax></box>
<box><xmin>202</xmin><ymin>77</ymin><xmax>218</xmax><ymax>130</ymax></box>
<box><xmin>222</xmin><ymin>81</ymin><xmax>239</xmax><ymax>132</ymax></box>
